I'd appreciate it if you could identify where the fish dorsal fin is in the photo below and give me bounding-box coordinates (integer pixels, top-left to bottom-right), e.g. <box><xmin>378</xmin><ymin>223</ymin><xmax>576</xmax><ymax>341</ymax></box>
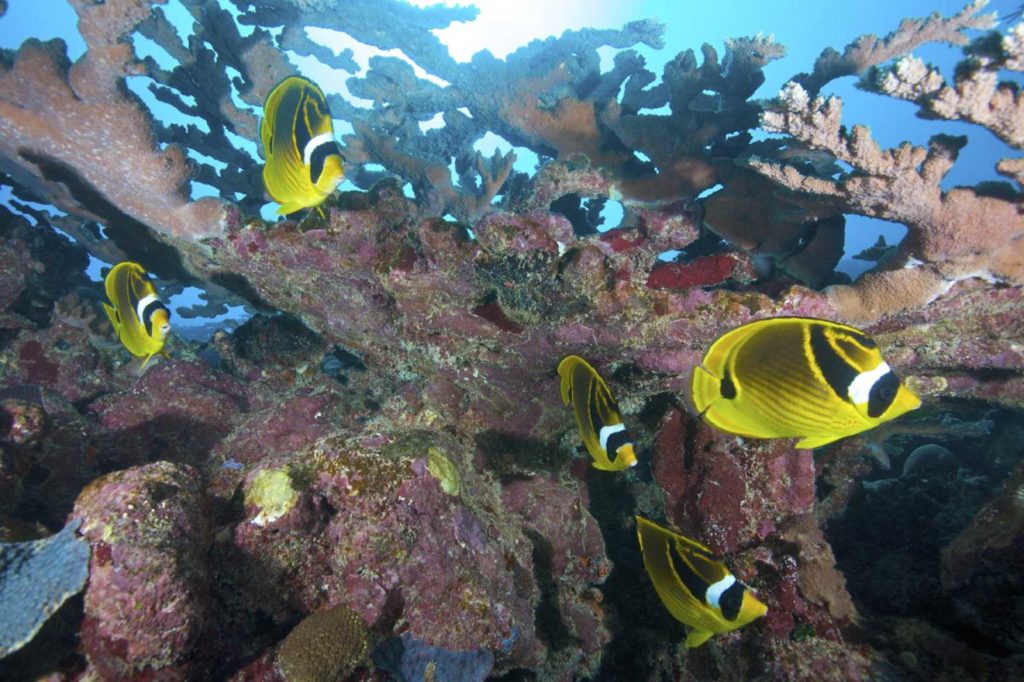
<box><xmin>637</xmin><ymin>517</ymin><xmax>718</xmax><ymax>627</ymax></box>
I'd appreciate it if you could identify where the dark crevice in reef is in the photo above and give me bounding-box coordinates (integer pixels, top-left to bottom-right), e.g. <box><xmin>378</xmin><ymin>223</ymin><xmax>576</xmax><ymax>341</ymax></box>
<box><xmin>476</xmin><ymin>431</ymin><xmax>569</xmax><ymax>476</ymax></box>
<box><xmin>525</xmin><ymin>528</ymin><xmax>574</xmax><ymax>652</ymax></box>
<box><xmin>828</xmin><ymin>406</ymin><xmax>1024</xmax><ymax>672</ymax></box>
<box><xmin>549</xmin><ymin>193</ymin><xmax>607</xmax><ymax>236</ymax></box>
<box><xmin>586</xmin><ymin>471</ymin><xmax>682</xmax><ymax>681</ymax></box>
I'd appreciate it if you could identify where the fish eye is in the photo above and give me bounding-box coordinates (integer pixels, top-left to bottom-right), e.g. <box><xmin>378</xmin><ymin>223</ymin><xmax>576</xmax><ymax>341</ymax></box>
<box><xmin>880</xmin><ymin>385</ymin><xmax>896</xmax><ymax>401</ymax></box>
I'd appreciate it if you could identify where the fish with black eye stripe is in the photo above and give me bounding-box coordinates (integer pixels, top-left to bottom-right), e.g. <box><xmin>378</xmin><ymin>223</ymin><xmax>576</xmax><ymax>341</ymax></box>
<box><xmin>636</xmin><ymin>516</ymin><xmax>767</xmax><ymax>647</ymax></box>
<box><xmin>558</xmin><ymin>355</ymin><xmax>639</xmax><ymax>471</ymax></box>
<box><xmin>261</xmin><ymin>76</ymin><xmax>345</xmax><ymax>215</ymax></box>
<box><xmin>101</xmin><ymin>261</ymin><xmax>171</xmax><ymax>374</ymax></box>
<box><xmin>691</xmin><ymin>317</ymin><xmax>921</xmax><ymax>449</ymax></box>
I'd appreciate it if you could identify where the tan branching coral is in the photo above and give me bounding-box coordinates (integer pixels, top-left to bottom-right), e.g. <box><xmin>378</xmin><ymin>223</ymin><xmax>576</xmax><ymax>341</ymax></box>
<box><xmin>752</xmin><ymin>77</ymin><xmax>1023</xmax><ymax>322</ymax></box>
<box><xmin>793</xmin><ymin>1</ymin><xmax>995</xmax><ymax>95</ymax></box>
<box><xmin>872</xmin><ymin>28</ymin><xmax>1024</xmax><ymax>147</ymax></box>
<box><xmin>0</xmin><ymin>1</ymin><xmax>226</xmax><ymax>241</ymax></box>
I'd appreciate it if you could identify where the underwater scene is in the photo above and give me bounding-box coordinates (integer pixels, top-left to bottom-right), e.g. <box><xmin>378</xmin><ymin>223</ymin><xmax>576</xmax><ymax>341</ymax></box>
<box><xmin>0</xmin><ymin>0</ymin><xmax>1022</xmax><ymax>679</ymax></box>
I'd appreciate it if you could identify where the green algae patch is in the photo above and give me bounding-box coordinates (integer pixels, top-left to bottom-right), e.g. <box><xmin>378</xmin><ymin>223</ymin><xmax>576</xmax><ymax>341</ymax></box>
<box><xmin>245</xmin><ymin>468</ymin><xmax>299</xmax><ymax>526</ymax></box>
<box><xmin>427</xmin><ymin>446</ymin><xmax>460</xmax><ymax>496</ymax></box>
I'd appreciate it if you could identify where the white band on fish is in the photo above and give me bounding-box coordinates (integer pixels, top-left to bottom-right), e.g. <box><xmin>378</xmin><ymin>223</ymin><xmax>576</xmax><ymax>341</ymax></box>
<box><xmin>848</xmin><ymin>362</ymin><xmax>891</xmax><ymax>404</ymax></box>
<box><xmin>303</xmin><ymin>132</ymin><xmax>336</xmax><ymax>167</ymax></box>
<box><xmin>599</xmin><ymin>423</ymin><xmax>626</xmax><ymax>453</ymax></box>
<box><xmin>136</xmin><ymin>293</ymin><xmax>159</xmax><ymax>323</ymax></box>
<box><xmin>705</xmin><ymin>574</ymin><xmax>736</xmax><ymax>609</ymax></box>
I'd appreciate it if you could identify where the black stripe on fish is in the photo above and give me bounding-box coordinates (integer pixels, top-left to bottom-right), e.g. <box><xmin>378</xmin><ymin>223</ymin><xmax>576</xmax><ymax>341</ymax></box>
<box><xmin>141</xmin><ymin>300</ymin><xmax>169</xmax><ymax>338</ymax></box>
<box><xmin>309</xmin><ymin>140</ymin><xmax>342</xmax><ymax>185</ymax></box>
<box><xmin>809</xmin><ymin>324</ymin><xmax>858</xmax><ymax>403</ymax></box>
<box><xmin>668</xmin><ymin>540</ymin><xmax>709</xmax><ymax>605</ymax></box>
<box><xmin>844</xmin><ymin>329</ymin><xmax>876</xmax><ymax>349</ymax></box>
<box><xmin>719</xmin><ymin>581</ymin><xmax>746</xmax><ymax>621</ymax></box>
<box><xmin>867</xmin><ymin>370</ymin><xmax>900</xmax><ymax>418</ymax></box>
<box><xmin>606</xmin><ymin>428</ymin><xmax>632</xmax><ymax>459</ymax></box>
<box><xmin>588</xmin><ymin>378</ymin><xmax>604</xmax><ymax>435</ymax></box>
<box><xmin>293</xmin><ymin>89</ymin><xmax>313</xmax><ymax>161</ymax></box>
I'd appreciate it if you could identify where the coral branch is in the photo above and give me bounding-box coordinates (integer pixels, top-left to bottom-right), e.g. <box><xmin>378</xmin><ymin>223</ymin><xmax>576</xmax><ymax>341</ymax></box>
<box><xmin>754</xmin><ymin>81</ymin><xmax>1023</xmax><ymax>321</ymax></box>
<box><xmin>794</xmin><ymin>1</ymin><xmax>995</xmax><ymax>95</ymax></box>
<box><xmin>0</xmin><ymin>3</ymin><xmax>226</xmax><ymax>241</ymax></box>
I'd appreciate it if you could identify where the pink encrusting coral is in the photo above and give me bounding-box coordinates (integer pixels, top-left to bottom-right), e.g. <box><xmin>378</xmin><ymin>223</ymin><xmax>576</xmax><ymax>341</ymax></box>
<box><xmin>0</xmin><ymin>0</ymin><xmax>1022</xmax><ymax>680</ymax></box>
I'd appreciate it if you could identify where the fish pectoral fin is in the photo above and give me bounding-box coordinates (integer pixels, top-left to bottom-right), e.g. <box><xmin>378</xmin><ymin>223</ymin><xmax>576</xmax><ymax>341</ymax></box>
<box><xmin>685</xmin><ymin>628</ymin><xmax>715</xmax><ymax>648</ymax></box>
<box><xmin>129</xmin><ymin>353</ymin><xmax>162</xmax><ymax>377</ymax></box>
<box><xmin>794</xmin><ymin>434</ymin><xmax>842</xmax><ymax>450</ymax></box>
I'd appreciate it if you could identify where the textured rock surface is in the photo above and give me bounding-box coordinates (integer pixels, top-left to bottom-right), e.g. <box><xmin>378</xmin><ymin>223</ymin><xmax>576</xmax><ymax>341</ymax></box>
<box><xmin>74</xmin><ymin>461</ymin><xmax>211</xmax><ymax>679</ymax></box>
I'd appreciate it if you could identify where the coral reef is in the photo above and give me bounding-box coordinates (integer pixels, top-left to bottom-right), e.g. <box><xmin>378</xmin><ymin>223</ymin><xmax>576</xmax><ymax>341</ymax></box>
<box><xmin>0</xmin><ymin>0</ymin><xmax>1021</xmax><ymax>680</ymax></box>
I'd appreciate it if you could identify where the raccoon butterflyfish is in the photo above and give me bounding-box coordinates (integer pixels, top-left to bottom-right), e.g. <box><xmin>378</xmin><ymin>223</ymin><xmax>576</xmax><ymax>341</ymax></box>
<box><xmin>557</xmin><ymin>355</ymin><xmax>638</xmax><ymax>471</ymax></box>
<box><xmin>260</xmin><ymin>75</ymin><xmax>345</xmax><ymax>215</ymax></box>
<box><xmin>101</xmin><ymin>261</ymin><xmax>171</xmax><ymax>373</ymax></box>
<box><xmin>636</xmin><ymin>516</ymin><xmax>767</xmax><ymax>648</ymax></box>
<box><xmin>691</xmin><ymin>317</ymin><xmax>921</xmax><ymax>450</ymax></box>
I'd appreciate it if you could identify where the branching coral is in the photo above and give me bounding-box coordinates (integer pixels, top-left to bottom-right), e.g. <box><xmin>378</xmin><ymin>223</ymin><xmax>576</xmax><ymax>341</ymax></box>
<box><xmin>0</xmin><ymin>0</ymin><xmax>227</xmax><ymax>242</ymax></box>
<box><xmin>752</xmin><ymin>8</ymin><xmax>1023</xmax><ymax>322</ymax></box>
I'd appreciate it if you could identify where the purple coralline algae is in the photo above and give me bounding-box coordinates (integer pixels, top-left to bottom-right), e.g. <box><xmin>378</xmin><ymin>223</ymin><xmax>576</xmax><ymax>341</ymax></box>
<box><xmin>74</xmin><ymin>461</ymin><xmax>211</xmax><ymax>679</ymax></box>
<box><xmin>0</xmin><ymin>0</ymin><xmax>1021</xmax><ymax>680</ymax></box>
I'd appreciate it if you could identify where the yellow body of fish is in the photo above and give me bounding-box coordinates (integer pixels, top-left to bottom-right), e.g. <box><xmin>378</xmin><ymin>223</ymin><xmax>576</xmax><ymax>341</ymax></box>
<box><xmin>691</xmin><ymin>317</ymin><xmax>921</xmax><ymax>449</ymax></box>
<box><xmin>260</xmin><ymin>76</ymin><xmax>345</xmax><ymax>215</ymax></box>
<box><xmin>636</xmin><ymin>516</ymin><xmax>767</xmax><ymax>648</ymax></box>
<box><xmin>558</xmin><ymin>355</ymin><xmax>638</xmax><ymax>471</ymax></box>
<box><xmin>101</xmin><ymin>262</ymin><xmax>170</xmax><ymax>373</ymax></box>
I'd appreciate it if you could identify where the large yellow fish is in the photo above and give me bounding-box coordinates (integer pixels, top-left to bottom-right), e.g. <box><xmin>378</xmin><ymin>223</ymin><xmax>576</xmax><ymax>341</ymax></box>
<box><xmin>558</xmin><ymin>355</ymin><xmax>638</xmax><ymax>471</ymax></box>
<box><xmin>101</xmin><ymin>261</ymin><xmax>170</xmax><ymax>373</ymax></box>
<box><xmin>691</xmin><ymin>317</ymin><xmax>921</xmax><ymax>449</ymax></box>
<box><xmin>260</xmin><ymin>76</ymin><xmax>345</xmax><ymax>215</ymax></box>
<box><xmin>636</xmin><ymin>516</ymin><xmax>767</xmax><ymax>648</ymax></box>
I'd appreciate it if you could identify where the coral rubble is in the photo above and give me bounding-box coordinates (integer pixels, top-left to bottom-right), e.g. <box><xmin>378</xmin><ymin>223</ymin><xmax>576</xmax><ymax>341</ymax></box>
<box><xmin>0</xmin><ymin>0</ymin><xmax>1022</xmax><ymax>680</ymax></box>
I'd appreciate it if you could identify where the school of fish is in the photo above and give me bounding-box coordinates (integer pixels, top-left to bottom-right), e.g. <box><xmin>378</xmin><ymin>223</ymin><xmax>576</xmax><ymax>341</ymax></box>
<box><xmin>558</xmin><ymin>316</ymin><xmax>919</xmax><ymax>646</ymax></box>
<box><xmin>81</xmin><ymin>75</ymin><xmax>926</xmax><ymax>652</ymax></box>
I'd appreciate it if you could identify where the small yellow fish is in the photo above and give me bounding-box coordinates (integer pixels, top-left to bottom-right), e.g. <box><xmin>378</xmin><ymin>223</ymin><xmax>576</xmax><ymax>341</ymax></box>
<box><xmin>691</xmin><ymin>317</ymin><xmax>921</xmax><ymax>449</ymax></box>
<box><xmin>636</xmin><ymin>516</ymin><xmax>767</xmax><ymax>648</ymax></box>
<box><xmin>101</xmin><ymin>262</ymin><xmax>170</xmax><ymax>373</ymax></box>
<box><xmin>260</xmin><ymin>76</ymin><xmax>345</xmax><ymax>215</ymax></box>
<box><xmin>557</xmin><ymin>355</ymin><xmax>638</xmax><ymax>471</ymax></box>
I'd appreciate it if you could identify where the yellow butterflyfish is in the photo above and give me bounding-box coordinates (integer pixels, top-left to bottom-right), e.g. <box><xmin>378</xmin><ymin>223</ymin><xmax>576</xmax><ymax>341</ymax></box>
<box><xmin>260</xmin><ymin>76</ymin><xmax>345</xmax><ymax>215</ymax></box>
<box><xmin>101</xmin><ymin>262</ymin><xmax>171</xmax><ymax>374</ymax></box>
<box><xmin>636</xmin><ymin>516</ymin><xmax>767</xmax><ymax>648</ymax></box>
<box><xmin>558</xmin><ymin>355</ymin><xmax>638</xmax><ymax>471</ymax></box>
<box><xmin>691</xmin><ymin>317</ymin><xmax>921</xmax><ymax>449</ymax></box>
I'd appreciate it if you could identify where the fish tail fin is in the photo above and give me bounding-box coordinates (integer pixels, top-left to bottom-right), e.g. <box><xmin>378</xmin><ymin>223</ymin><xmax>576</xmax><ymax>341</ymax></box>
<box><xmin>685</xmin><ymin>628</ymin><xmax>715</xmax><ymax>648</ymax></box>
<box><xmin>556</xmin><ymin>356</ymin><xmax>577</xmax><ymax>405</ymax></box>
<box><xmin>690</xmin><ymin>364</ymin><xmax>722</xmax><ymax>415</ymax></box>
<box><xmin>101</xmin><ymin>302</ymin><xmax>120</xmax><ymax>331</ymax></box>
